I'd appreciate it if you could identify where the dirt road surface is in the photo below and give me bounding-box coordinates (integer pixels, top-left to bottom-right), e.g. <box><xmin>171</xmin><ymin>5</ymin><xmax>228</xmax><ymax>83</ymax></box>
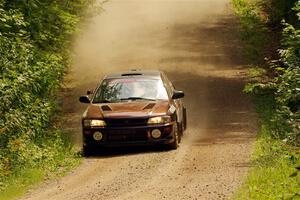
<box><xmin>20</xmin><ymin>0</ymin><xmax>258</xmax><ymax>199</ymax></box>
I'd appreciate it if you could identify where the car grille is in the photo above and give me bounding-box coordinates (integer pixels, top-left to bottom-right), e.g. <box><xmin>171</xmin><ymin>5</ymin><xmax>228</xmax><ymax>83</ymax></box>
<box><xmin>106</xmin><ymin>129</ymin><xmax>148</xmax><ymax>142</ymax></box>
<box><xmin>105</xmin><ymin>118</ymin><xmax>148</xmax><ymax>127</ymax></box>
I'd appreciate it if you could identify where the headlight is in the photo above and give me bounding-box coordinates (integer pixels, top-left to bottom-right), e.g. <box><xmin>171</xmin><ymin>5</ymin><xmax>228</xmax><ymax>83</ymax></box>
<box><xmin>83</xmin><ymin>119</ymin><xmax>106</xmax><ymax>127</ymax></box>
<box><xmin>147</xmin><ymin>116</ymin><xmax>171</xmax><ymax>124</ymax></box>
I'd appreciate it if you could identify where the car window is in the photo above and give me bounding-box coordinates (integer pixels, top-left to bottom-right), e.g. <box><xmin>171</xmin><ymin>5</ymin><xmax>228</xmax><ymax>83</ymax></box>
<box><xmin>93</xmin><ymin>78</ymin><xmax>169</xmax><ymax>103</ymax></box>
<box><xmin>161</xmin><ymin>73</ymin><xmax>173</xmax><ymax>97</ymax></box>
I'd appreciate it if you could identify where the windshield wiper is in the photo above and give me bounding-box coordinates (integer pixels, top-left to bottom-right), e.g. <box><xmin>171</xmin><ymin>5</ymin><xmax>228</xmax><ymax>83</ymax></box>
<box><xmin>120</xmin><ymin>97</ymin><xmax>156</xmax><ymax>101</ymax></box>
<box><xmin>93</xmin><ymin>99</ymin><xmax>111</xmax><ymax>103</ymax></box>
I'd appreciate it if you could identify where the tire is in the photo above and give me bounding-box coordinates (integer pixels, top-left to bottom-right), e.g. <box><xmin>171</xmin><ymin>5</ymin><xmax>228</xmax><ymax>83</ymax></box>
<box><xmin>183</xmin><ymin>107</ymin><xmax>187</xmax><ymax>131</ymax></box>
<box><xmin>82</xmin><ymin>145</ymin><xmax>93</xmax><ymax>157</ymax></box>
<box><xmin>169</xmin><ymin>123</ymin><xmax>179</xmax><ymax>150</ymax></box>
<box><xmin>178</xmin><ymin>122</ymin><xmax>183</xmax><ymax>143</ymax></box>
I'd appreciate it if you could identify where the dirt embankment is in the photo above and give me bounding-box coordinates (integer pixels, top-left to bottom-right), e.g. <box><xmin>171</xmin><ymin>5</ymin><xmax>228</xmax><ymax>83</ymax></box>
<box><xmin>20</xmin><ymin>0</ymin><xmax>257</xmax><ymax>199</ymax></box>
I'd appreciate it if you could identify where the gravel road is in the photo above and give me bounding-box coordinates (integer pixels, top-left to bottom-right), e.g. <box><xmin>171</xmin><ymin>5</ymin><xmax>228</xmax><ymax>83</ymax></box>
<box><xmin>20</xmin><ymin>0</ymin><xmax>257</xmax><ymax>199</ymax></box>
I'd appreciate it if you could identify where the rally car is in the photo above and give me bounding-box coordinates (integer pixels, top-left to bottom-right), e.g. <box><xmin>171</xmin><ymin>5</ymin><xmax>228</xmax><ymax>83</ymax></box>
<box><xmin>79</xmin><ymin>70</ymin><xmax>187</xmax><ymax>155</ymax></box>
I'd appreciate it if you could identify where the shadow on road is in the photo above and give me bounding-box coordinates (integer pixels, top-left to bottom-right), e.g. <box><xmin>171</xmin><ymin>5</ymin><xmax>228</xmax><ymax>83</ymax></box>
<box><xmin>84</xmin><ymin>145</ymin><xmax>172</xmax><ymax>159</ymax></box>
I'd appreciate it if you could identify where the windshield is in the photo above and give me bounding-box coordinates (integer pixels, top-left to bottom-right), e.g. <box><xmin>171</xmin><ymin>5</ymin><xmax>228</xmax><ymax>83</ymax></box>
<box><xmin>93</xmin><ymin>78</ymin><xmax>169</xmax><ymax>103</ymax></box>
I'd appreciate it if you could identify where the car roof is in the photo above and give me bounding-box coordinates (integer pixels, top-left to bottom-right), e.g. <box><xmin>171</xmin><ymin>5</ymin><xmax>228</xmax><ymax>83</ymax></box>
<box><xmin>105</xmin><ymin>70</ymin><xmax>162</xmax><ymax>79</ymax></box>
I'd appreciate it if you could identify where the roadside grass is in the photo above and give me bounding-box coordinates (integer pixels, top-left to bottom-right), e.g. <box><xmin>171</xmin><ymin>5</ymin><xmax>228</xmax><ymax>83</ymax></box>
<box><xmin>247</xmin><ymin>67</ymin><xmax>266</xmax><ymax>79</ymax></box>
<box><xmin>0</xmin><ymin>148</ymin><xmax>81</xmax><ymax>200</ymax></box>
<box><xmin>233</xmin><ymin>95</ymin><xmax>300</xmax><ymax>199</ymax></box>
<box><xmin>0</xmin><ymin>168</ymin><xmax>44</xmax><ymax>200</ymax></box>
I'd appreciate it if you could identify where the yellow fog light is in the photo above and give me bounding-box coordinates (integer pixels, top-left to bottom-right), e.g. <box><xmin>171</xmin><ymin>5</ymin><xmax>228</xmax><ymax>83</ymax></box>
<box><xmin>151</xmin><ymin>129</ymin><xmax>161</xmax><ymax>139</ymax></box>
<box><xmin>93</xmin><ymin>132</ymin><xmax>103</xmax><ymax>141</ymax></box>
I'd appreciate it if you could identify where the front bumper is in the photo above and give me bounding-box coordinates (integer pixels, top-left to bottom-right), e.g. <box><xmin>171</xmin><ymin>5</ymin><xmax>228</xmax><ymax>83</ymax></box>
<box><xmin>82</xmin><ymin>123</ymin><xmax>175</xmax><ymax>147</ymax></box>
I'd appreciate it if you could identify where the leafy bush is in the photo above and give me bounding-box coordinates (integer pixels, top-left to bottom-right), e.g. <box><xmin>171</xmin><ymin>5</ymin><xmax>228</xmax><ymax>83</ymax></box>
<box><xmin>236</xmin><ymin>0</ymin><xmax>300</xmax><ymax>146</ymax></box>
<box><xmin>0</xmin><ymin>0</ymin><xmax>94</xmax><ymax>190</ymax></box>
<box><xmin>272</xmin><ymin>13</ymin><xmax>300</xmax><ymax>145</ymax></box>
<box><xmin>259</xmin><ymin>0</ymin><xmax>299</xmax><ymax>28</ymax></box>
<box><xmin>233</xmin><ymin>1</ymin><xmax>300</xmax><ymax>199</ymax></box>
<box><xmin>232</xmin><ymin>0</ymin><xmax>269</xmax><ymax>62</ymax></box>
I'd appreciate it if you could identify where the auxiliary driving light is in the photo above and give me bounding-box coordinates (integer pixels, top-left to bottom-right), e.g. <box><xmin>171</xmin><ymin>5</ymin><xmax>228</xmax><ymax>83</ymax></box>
<box><xmin>93</xmin><ymin>131</ymin><xmax>103</xmax><ymax>141</ymax></box>
<box><xmin>151</xmin><ymin>129</ymin><xmax>161</xmax><ymax>139</ymax></box>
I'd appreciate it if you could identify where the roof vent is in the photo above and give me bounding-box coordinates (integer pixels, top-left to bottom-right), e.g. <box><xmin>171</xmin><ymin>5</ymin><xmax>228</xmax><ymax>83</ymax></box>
<box><xmin>143</xmin><ymin>103</ymin><xmax>156</xmax><ymax>110</ymax></box>
<box><xmin>101</xmin><ymin>105</ymin><xmax>112</xmax><ymax>111</ymax></box>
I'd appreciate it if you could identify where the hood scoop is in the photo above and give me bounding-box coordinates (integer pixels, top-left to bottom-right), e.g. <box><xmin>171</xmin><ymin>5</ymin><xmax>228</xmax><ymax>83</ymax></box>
<box><xmin>143</xmin><ymin>103</ymin><xmax>156</xmax><ymax>110</ymax></box>
<box><xmin>101</xmin><ymin>105</ymin><xmax>112</xmax><ymax>111</ymax></box>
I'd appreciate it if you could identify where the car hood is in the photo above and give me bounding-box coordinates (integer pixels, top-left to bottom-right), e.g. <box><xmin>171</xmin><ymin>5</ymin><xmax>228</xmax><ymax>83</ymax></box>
<box><xmin>83</xmin><ymin>100</ymin><xmax>170</xmax><ymax>119</ymax></box>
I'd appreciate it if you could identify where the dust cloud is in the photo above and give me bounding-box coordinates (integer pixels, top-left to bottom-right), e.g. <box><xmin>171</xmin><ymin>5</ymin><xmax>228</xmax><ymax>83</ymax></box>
<box><xmin>71</xmin><ymin>0</ymin><xmax>231</xmax><ymax>87</ymax></box>
<box><xmin>66</xmin><ymin>0</ymin><xmax>246</xmax><ymax>147</ymax></box>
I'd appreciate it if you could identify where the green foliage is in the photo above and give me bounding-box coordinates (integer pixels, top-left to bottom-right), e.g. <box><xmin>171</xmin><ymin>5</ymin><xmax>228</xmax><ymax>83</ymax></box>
<box><xmin>259</xmin><ymin>0</ymin><xmax>299</xmax><ymax>28</ymax></box>
<box><xmin>232</xmin><ymin>0</ymin><xmax>269</xmax><ymax>62</ymax></box>
<box><xmin>234</xmin><ymin>96</ymin><xmax>300</xmax><ymax>200</ymax></box>
<box><xmin>247</xmin><ymin>67</ymin><xmax>267</xmax><ymax>79</ymax></box>
<box><xmin>233</xmin><ymin>1</ymin><xmax>300</xmax><ymax>199</ymax></box>
<box><xmin>0</xmin><ymin>0</ymin><xmax>93</xmax><ymax>193</ymax></box>
<box><xmin>234</xmin><ymin>0</ymin><xmax>300</xmax><ymax>146</ymax></box>
<box><xmin>268</xmin><ymin>2</ymin><xmax>300</xmax><ymax>145</ymax></box>
<box><xmin>0</xmin><ymin>168</ymin><xmax>44</xmax><ymax>200</ymax></box>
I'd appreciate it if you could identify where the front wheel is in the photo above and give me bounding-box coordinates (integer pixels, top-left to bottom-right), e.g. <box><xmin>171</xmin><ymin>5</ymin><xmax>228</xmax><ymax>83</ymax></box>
<box><xmin>183</xmin><ymin>107</ymin><xmax>187</xmax><ymax>131</ymax></box>
<box><xmin>82</xmin><ymin>145</ymin><xmax>93</xmax><ymax>157</ymax></box>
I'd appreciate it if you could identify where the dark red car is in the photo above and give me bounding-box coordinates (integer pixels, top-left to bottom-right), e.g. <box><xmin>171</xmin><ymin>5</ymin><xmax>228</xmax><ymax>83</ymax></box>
<box><xmin>79</xmin><ymin>70</ymin><xmax>187</xmax><ymax>155</ymax></box>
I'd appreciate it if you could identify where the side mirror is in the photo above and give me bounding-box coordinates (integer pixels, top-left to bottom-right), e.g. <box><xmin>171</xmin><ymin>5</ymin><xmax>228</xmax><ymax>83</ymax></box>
<box><xmin>79</xmin><ymin>95</ymin><xmax>91</xmax><ymax>104</ymax></box>
<box><xmin>172</xmin><ymin>90</ymin><xmax>184</xmax><ymax>99</ymax></box>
